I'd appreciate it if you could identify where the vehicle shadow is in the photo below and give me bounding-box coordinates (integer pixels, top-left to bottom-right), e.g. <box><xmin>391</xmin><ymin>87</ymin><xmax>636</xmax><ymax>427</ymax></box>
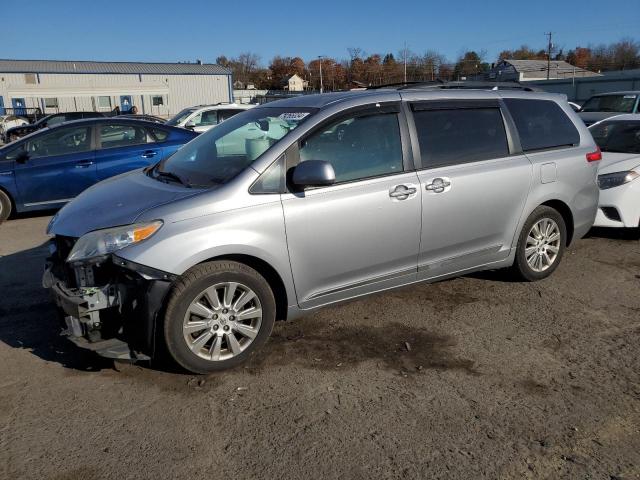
<box><xmin>0</xmin><ymin>241</ymin><xmax>114</xmax><ymax>371</ymax></box>
<box><xmin>585</xmin><ymin>226</ymin><xmax>640</xmax><ymax>241</ymax></box>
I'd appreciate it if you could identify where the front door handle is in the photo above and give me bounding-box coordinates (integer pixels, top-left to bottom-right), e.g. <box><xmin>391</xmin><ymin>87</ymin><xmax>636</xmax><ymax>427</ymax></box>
<box><xmin>142</xmin><ymin>150</ymin><xmax>158</xmax><ymax>158</ymax></box>
<box><xmin>389</xmin><ymin>184</ymin><xmax>417</xmax><ymax>200</ymax></box>
<box><xmin>75</xmin><ymin>160</ymin><xmax>94</xmax><ymax>168</ymax></box>
<box><xmin>425</xmin><ymin>177</ymin><xmax>451</xmax><ymax>193</ymax></box>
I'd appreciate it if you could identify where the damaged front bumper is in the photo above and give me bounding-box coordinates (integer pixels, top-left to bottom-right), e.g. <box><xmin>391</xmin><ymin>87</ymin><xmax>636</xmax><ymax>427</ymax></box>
<box><xmin>43</xmin><ymin>236</ymin><xmax>176</xmax><ymax>361</ymax></box>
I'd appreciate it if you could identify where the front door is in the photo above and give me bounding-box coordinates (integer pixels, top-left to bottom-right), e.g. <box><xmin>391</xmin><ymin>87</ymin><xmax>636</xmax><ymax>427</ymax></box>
<box><xmin>120</xmin><ymin>95</ymin><xmax>132</xmax><ymax>113</ymax></box>
<box><xmin>409</xmin><ymin>102</ymin><xmax>532</xmax><ymax>279</ymax></box>
<box><xmin>13</xmin><ymin>125</ymin><xmax>96</xmax><ymax>207</ymax></box>
<box><xmin>12</xmin><ymin>98</ymin><xmax>26</xmax><ymax>116</ymax></box>
<box><xmin>281</xmin><ymin>107</ymin><xmax>421</xmax><ymax>309</ymax></box>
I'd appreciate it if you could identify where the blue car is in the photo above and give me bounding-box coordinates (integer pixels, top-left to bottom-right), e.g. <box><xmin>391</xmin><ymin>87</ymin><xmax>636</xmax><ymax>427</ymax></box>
<box><xmin>0</xmin><ymin>118</ymin><xmax>198</xmax><ymax>222</ymax></box>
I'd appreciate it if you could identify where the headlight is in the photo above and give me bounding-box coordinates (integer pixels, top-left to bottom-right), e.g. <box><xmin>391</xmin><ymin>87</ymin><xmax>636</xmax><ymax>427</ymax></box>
<box><xmin>67</xmin><ymin>221</ymin><xmax>163</xmax><ymax>263</ymax></box>
<box><xmin>597</xmin><ymin>170</ymin><xmax>639</xmax><ymax>190</ymax></box>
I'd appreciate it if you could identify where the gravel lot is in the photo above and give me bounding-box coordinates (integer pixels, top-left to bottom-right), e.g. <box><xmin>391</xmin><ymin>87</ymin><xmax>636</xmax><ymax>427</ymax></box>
<box><xmin>1</xmin><ymin>214</ymin><xmax>639</xmax><ymax>480</ymax></box>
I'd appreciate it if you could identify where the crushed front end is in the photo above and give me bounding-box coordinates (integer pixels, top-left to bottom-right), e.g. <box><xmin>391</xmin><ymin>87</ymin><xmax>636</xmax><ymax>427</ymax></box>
<box><xmin>43</xmin><ymin>235</ymin><xmax>176</xmax><ymax>361</ymax></box>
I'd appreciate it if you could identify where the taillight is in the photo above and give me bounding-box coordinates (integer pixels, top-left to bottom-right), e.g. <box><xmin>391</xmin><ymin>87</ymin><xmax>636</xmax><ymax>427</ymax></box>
<box><xmin>586</xmin><ymin>146</ymin><xmax>602</xmax><ymax>162</ymax></box>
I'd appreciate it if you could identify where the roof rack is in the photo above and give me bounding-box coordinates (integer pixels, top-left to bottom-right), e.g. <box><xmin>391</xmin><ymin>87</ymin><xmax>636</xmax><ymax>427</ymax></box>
<box><xmin>367</xmin><ymin>80</ymin><xmax>541</xmax><ymax>92</ymax></box>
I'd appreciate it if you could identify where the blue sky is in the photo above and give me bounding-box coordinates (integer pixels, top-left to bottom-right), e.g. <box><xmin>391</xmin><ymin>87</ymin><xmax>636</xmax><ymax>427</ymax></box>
<box><xmin>5</xmin><ymin>0</ymin><xmax>640</xmax><ymax>65</ymax></box>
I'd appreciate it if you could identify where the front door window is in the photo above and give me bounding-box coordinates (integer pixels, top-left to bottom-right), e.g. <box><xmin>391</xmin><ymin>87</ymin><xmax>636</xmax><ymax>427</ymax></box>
<box><xmin>299</xmin><ymin>112</ymin><xmax>404</xmax><ymax>183</ymax></box>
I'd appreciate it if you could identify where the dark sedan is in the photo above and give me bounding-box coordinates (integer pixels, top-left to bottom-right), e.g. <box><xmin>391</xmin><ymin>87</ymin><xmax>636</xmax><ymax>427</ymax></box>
<box><xmin>3</xmin><ymin>111</ymin><xmax>105</xmax><ymax>143</ymax></box>
<box><xmin>0</xmin><ymin>118</ymin><xmax>198</xmax><ymax>222</ymax></box>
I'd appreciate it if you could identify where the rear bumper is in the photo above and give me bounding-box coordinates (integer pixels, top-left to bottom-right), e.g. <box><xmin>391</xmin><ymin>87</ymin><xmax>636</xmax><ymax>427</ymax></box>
<box><xmin>44</xmin><ymin>242</ymin><xmax>175</xmax><ymax>360</ymax></box>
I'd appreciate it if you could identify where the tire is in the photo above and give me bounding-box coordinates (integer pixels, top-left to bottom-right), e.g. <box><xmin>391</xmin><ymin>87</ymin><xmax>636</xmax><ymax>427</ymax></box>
<box><xmin>511</xmin><ymin>206</ymin><xmax>567</xmax><ymax>281</ymax></box>
<box><xmin>0</xmin><ymin>190</ymin><xmax>11</xmax><ymax>224</ymax></box>
<box><xmin>163</xmin><ymin>260</ymin><xmax>276</xmax><ymax>374</ymax></box>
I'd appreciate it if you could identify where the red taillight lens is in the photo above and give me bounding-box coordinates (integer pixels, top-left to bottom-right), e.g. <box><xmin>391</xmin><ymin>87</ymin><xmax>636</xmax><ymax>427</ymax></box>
<box><xmin>586</xmin><ymin>146</ymin><xmax>602</xmax><ymax>162</ymax></box>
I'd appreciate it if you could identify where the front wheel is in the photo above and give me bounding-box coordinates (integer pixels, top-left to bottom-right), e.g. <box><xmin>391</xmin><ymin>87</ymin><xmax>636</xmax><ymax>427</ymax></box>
<box><xmin>163</xmin><ymin>261</ymin><xmax>276</xmax><ymax>374</ymax></box>
<box><xmin>511</xmin><ymin>206</ymin><xmax>567</xmax><ymax>281</ymax></box>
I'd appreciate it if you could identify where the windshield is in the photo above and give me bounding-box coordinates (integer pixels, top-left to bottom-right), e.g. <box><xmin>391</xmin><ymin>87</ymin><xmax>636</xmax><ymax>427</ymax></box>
<box><xmin>581</xmin><ymin>94</ymin><xmax>637</xmax><ymax>113</ymax></box>
<box><xmin>153</xmin><ymin>107</ymin><xmax>316</xmax><ymax>187</ymax></box>
<box><xmin>589</xmin><ymin>120</ymin><xmax>640</xmax><ymax>154</ymax></box>
<box><xmin>166</xmin><ymin>108</ymin><xmax>197</xmax><ymax>126</ymax></box>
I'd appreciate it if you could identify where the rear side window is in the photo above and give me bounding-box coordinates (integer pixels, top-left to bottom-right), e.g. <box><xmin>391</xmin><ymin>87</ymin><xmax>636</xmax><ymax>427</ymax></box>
<box><xmin>219</xmin><ymin>109</ymin><xmax>242</xmax><ymax>122</ymax></box>
<box><xmin>99</xmin><ymin>124</ymin><xmax>149</xmax><ymax>149</ymax></box>
<box><xmin>504</xmin><ymin>99</ymin><xmax>579</xmax><ymax>152</ymax></box>
<box><xmin>413</xmin><ymin>108</ymin><xmax>509</xmax><ymax>168</ymax></box>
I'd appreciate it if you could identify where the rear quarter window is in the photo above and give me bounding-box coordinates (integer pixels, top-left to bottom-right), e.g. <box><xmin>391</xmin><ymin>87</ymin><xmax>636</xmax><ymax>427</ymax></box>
<box><xmin>504</xmin><ymin>98</ymin><xmax>580</xmax><ymax>152</ymax></box>
<box><xmin>151</xmin><ymin>128</ymin><xmax>169</xmax><ymax>142</ymax></box>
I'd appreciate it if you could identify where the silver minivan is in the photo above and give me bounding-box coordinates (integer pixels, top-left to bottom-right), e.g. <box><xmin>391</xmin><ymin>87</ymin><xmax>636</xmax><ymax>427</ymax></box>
<box><xmin>44</xmin><ymin>84</ymin><xmax>601</xmax><ymax>373</ymax></box>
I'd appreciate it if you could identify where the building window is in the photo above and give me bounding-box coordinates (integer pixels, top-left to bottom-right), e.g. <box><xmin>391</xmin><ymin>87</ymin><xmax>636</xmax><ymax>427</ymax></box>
<box><xmin>97</xmin><ymin>96</ymin><xmax>111</xmax><ymax>108</ymax></box>
<box><xmin>152</xmin><ymin>96</ymin><xmax>164</xmax><ymax>106</ymax></box>
<box><xmin>44</xmin><ymin>98</ymin><xmax>59</xmax><ymax>108</ymax></box>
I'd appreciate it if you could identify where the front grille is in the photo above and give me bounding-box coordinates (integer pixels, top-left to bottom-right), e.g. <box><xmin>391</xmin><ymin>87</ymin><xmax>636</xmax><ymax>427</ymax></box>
<box><xmin>52</xmin><ymin>235</ymin><xmax>78</xmax><ymax>287</ymax></box>
<box><xmin>601</xmin><ymin>207</ymin><xmax>621</xmax><ymax>222</ymax></box>
<box><xmin>55</xmin><ymin>235</ymin><xmax>76</xmax><ymax>260</ymax></box>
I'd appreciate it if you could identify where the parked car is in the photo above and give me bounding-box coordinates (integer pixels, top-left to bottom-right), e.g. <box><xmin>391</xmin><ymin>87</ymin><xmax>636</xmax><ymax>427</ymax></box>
<box><xmin>166</xmin><ymin>103</ymin><xmax>254</xmax><ymax>133</ymax></box>
<box><xmin>117</xmin><ymin>114</ymin><xmax>166</xmax><ymax>124</ymax></box>
<box><xmin>0</xmin><ymin>115</ymin><xmax>29</xmax><ymax>142</ymax></box>
<box><xmin>0</xmin><ymin>118</ymin><xmax>197</xmax><ymax>222</ymax></box>
<box><xmin>578</xmin><ymin>91</ymin><xmax>640</xmax><ymax>126</ymax></box>
<box><xmin>43</xmin><ymin>85</ymin><xmax>600</xmax><ymax>373</ymax></box>
<box><xmin>3</xmin><ymin>111</ymin><xmax>105</xmax><ymax>143</ymax></box>
<box><xmin>588</xmin><ymin>114</ymin><xmax>640</xmax><ymax>230</ymax></box>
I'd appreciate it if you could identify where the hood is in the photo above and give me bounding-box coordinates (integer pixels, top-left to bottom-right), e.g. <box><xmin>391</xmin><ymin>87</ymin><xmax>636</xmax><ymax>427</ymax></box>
<box><xmin>598</xmin><ymin>152</ymin><xmax>640</xmax><ymax>175</ymax></box>
<box><xmin>578</xmin><ymin>111</ymin><xmax>620</xmax><ymax>126</ymax></box>
<box><xmin>49</xmin><ymin>169</ymin><xmax>203</xmax><ymax>237</ymax></box>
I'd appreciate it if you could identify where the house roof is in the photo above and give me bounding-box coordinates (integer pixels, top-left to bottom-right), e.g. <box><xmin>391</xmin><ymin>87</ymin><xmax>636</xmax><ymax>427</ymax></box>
<box><xmin>500</xmin><ymin>59</ymin><xmax>599</xmax><ymax>77</ymax></box>
<box><xmin>0</xmin><ymin>59</ymin><xmax>231</xmax><ymax>75</ymax></box>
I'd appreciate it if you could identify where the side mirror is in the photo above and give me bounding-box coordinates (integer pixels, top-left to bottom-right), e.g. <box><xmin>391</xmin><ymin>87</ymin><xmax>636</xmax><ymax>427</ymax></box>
<box><xmin>291</xmin><ymin>160</ymin><xmax>336</xmax><ymax>189</ymax></box>
<box><xmin>184</xmin><ymin>120</ymin><xmax>195</xmax><ymax>129</ymax></box>
<box><xmin>16</xmin><ymin>151</ymin><xmax>29</xmax><ymax>164</ymax></box>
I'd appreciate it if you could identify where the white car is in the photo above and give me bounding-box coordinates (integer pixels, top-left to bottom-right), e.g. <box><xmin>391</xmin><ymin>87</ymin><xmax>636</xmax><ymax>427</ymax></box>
<box><xmin>165</xmin><ymin>103</ymin><xmax>254</xmax><ymax>133</ymax></box>
<box><xmin>589</xmin><ymin>114</ymin><xmax>640</xmax><ymax>230</ymax></box>
<box><xmin>0</xmin><ymin>115</ymin><xmax>29</xmax><ymax>142</ymax></box>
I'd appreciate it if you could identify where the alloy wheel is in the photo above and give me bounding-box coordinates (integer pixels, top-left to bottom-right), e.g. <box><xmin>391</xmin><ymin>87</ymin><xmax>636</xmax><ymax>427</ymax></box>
<box><xmin>182</xmin><ymin>282</ymin><xmax>262</xmax><ymax>361</ymax></box>
<box><xmin>525</xmin><ymin>218</ymin><xmax>561</xmax><ymax>273</ymax></box>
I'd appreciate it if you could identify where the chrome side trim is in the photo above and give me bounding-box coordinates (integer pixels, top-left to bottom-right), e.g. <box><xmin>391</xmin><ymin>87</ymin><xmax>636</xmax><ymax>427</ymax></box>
<box><xmin>305</xmin><ymin>267</ymin><xmax>416</xmax><ymax>301</ymax></box>
<box><xmin>418</xmin><ymin>244</ymin><xmax>503</xmax><ymax>272</ymax></box>
<box><xmin>0</xmin><ymin>171</ymin><xmax>14</xmax><ymax>176</ymax></box>
<box><xmin>24</xmin><ymin>197</ymin><xmax>74</xmax><ymax>207</ymax></box>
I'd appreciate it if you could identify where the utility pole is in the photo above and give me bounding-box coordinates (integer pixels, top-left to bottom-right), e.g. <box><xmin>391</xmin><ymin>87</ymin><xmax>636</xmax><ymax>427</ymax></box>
<box><xmin>403</xmin><ymin>42</ymin><xmax>408</xmax><ymax>83</ymax></box>
<box><xmin>545</xmin><ymin>32</ymin><xmax>553</xmax><ymax>80</ymax></box>
<box><xmin>318</xmin><ymin>55</ymin><xmax>324</xmax><ymax>93</ymax></box>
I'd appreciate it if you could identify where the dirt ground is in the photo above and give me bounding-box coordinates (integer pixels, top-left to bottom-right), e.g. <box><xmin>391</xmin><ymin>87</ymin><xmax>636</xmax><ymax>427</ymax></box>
<box><xmin>1</xmin><ymin>214</ymin><xmax>639</xmax><ymax>480</ymax></box>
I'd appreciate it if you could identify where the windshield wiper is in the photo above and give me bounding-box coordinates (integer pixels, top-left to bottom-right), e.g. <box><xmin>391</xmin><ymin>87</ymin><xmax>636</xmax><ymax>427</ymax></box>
<box><xmin>151</xmin><ymin>165</ymin><xmax>190</xmax><ymax>187</ymax></box>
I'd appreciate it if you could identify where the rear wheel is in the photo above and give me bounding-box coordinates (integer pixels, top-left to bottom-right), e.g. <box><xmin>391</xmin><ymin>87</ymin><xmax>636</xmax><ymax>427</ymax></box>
<box><xmin>512</xmin><ymin>206</ymin><xmax>566</xmax><ymax>281</ymax></box>
<box><xmin>163</xmin><ymin>261</ymin><xmax>275</xmax><ymax>373</ymax></box>
<box><xmin>0</xmin><ymin>190</ymin><xmax>12</xmax><ymax>224</ymax></box>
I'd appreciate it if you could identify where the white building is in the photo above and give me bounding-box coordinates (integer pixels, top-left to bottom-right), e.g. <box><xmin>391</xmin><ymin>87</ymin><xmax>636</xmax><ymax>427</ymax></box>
<box><xmin>0</xmin><ymin>59</ymin><xmax>233</xmax><ymax>117</ymax></box>
<box><xmin>485</xmin><ymin>59</ymin><xmax>600</xmax><ymax>82</ymax></box>
<box><xmin>286</xmin><ymin>74</ymin><xmax>307</xmax><ymax>92</ymax></box>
